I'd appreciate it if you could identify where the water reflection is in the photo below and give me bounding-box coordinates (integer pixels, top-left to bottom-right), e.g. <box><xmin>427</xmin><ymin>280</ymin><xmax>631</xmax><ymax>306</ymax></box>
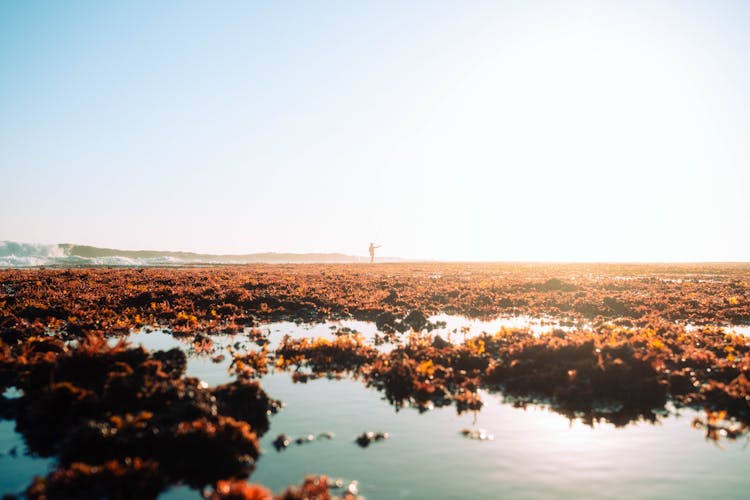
<box><xmin>0</xmin><ymin>421</ymin><xmax>55</xmax><ymax>496</ymax></box>
<box><xmin>685</xmin><ymin>323</ymin><xmax>750</xmax><ymax>337</ymax></box>
<box><xmin>250</xmin><ymin>380</ymin><xmax>749</xmax><ymax>500</ymax></box>
<box><xmin>109</xmin><ymin>321</ymin><xmax>750</xmax><ymax>499</ymax></box>
<box><xmin>428</xmin><ymin>313</ymin><xmax>592</xmax><ymax>339</ymax></box>
<box><xmin>118</xmin><ymin>322</ymin><xmax>743</xmax><ymax>430</ymax></box>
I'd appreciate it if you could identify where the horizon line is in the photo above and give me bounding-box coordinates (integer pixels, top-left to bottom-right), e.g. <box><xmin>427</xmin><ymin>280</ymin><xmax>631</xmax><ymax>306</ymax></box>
<box><xmin>2</xmin><ymin>240</ymin><xmax>749</xmax><ymax>265</ymax></box>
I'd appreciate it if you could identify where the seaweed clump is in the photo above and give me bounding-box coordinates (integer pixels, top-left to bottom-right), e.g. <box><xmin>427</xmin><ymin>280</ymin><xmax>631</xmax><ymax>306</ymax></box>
<box><xmin>483</xmin><ymin>329</ymin><xmax>667</xmax><ymax>423</ymax></box>
<box><xmin>274</xmin><ymin>334</ymin><xmax>378</xmax><ymax>381</ymax></box>
<box><xmin>363</xmin><ymin>333</ymin><xmax>485</xmax><ymax>412</ymax></box>
<box><xmin>209</xmin><ymin>475</ymin><xmax>360</xmax><ymax>500</ymax></box>
<box><xmin>270</xmin><ymin>319</ymin><xmax>750</xmax><ymax>430</ymax></box>
<box><xmin>26</xmin><ymin>458</ymin><xmax>166</xmax><ymax>500</ymax></box>
<box><xmin>0</xmin><ymin>329</ymin><xmax>280</xmax><ymax>497</ymax></box>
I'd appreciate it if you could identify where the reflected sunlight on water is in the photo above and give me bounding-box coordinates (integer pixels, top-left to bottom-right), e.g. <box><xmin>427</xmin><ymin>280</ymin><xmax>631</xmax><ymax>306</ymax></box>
<box><xmin>94</xmin><ymin>321</ymin><xmax>750</xmax><ymax>499</ymax></box>
<box><xmin>429</xmin><ymin>314</ymin><xmax>591</xmax><ymax>339</ymax></box>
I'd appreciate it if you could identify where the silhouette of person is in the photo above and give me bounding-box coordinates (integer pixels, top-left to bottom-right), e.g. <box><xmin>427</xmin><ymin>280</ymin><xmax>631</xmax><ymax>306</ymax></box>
<box><xmin>368</xmin><ymin>242</ymin><xmax>381</xmax><ymax>263</ymax></box>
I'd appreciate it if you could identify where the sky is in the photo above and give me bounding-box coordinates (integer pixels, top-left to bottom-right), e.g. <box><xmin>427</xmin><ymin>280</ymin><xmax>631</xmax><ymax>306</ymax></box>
<box><xmin>1</xmin><ymin>0</ymin><xmax>749</xmax><ymax>261</ymax></box>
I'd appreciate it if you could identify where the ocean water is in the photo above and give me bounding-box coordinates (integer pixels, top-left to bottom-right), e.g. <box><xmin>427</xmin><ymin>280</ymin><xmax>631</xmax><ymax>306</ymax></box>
<box><xmin>0</xmin><ymin>241</ymin><xmax>67</xmax><ymax>267</ymax></box>
<box><xmin>0</xmin><ymin>240</ymin><xmax>368</xmax><ymax>267</ymax></box>
<box><xmin>0</xmin><ymin>241</ymin><xmax>185</xmax><ymax>268</ymax></box>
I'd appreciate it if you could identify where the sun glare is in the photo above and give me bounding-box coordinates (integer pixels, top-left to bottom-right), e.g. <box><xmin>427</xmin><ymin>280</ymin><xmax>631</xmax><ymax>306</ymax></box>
<box><xmin>382</xmin><ymin>5</ymin><xmax>746</xmax><ymax>262</ymax></box>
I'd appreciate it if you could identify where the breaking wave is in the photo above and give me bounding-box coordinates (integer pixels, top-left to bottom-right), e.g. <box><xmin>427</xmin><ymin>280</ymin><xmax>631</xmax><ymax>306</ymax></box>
<box><xmin>0</xmin><ymin>241</ymin><xmax>189</xmax><ymax>268</ymax></box>
<box><xmin>0</xmin><ymin>241</ymin><xmax>368</xmax><ymax>268</ymax></box>
<box><xmin>0</xmin><ymin>241</ymin><xmax>67</xmax><ymax>267</ymax></box>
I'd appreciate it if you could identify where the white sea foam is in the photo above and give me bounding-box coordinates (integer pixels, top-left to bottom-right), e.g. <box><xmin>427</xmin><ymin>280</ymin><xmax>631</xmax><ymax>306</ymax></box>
<box><xmin>0</xmin><ymin>241</ymin><xmax>196</xmax><ymax>268</ymax></box>
<box><xmin>0</xmin><ymin>241</ymin><xmax>67</xmax><ymax>267</ymax></box>
<box><xmin>0</xmin><ymin>241</ymin><xmax>368</xmax><ymax>268</ymax></box>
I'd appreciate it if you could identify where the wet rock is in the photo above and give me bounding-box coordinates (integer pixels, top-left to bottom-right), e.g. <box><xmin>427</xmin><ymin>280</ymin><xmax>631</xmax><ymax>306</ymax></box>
<box><xmin>272</xmin><ymin>434</ymin><xmax>291</xmax><ymax>451</ymax></box>
<box><xmin>294</xmin><ymin>434</ymin><xmax>315</xmax><ymax>445</ymax></box>
<box><xmin>355</xmin><ymin>431</ymin><xmax>389</xmax><ymax>448</ymax></box>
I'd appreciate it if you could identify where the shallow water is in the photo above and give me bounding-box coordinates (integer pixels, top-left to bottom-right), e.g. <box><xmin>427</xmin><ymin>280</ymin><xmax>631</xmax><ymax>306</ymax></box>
<box><xmin>4</xmin><ymin>320</ymin><xmax>750</xmax><ymax>498</ymax></box>
<box><xmin>0</xmin><ymin>421</ymin><xmax>54</xmax><ymax>496</ymax></box>
<box><xmin>685</xmin><ymin>323</ymin><xmax>750</xmax><ymax>337</ymax></box>
<box><xmin>428</xmin><ymin>314</ymin><xmax>590</xmax><ymax>339</ymax></box>
<box><xmin>250</xmin><ymin>382</ymin><xmax>749</xmax><ymax>500</ymax></box>
<box><xmin>129</xmin><ymin>322</ymin><xmax>750</xmax><ymax>499</ymax></box>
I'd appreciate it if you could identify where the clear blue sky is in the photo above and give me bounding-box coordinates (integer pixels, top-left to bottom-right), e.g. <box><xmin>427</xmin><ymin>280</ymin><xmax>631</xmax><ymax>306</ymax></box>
<box><xmin>1</xmin><ymin>0</ymin><xmax>749</xmax><ymax>261</ymax></box>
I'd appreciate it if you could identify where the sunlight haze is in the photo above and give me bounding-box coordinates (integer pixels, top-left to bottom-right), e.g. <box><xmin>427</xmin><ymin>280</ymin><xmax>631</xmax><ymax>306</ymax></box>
<box><xmin>1</xmin><ymin>0</ymin><xmax>748</xmax><ymax>261</ymax></box>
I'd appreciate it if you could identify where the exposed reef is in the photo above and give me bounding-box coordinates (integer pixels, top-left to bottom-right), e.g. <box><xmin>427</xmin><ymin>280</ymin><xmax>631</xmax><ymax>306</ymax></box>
<box><xmin>1</xmin><ymin>263</ymin><xmax>749</xmax><ymax>497</ymax></box>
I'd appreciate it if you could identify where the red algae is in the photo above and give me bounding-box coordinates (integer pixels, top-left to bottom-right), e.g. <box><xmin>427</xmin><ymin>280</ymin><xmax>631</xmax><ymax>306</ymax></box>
<box><xmin>1</xmin><ymin>263</ymin><xmax>750</xmax><ymax>495</ymax></box>
<box><xmin>209</xmin><ymin>479</ymin><xmax>274</xmax><ymax>500</ymax></box>
<box><xmin>275</xmin><ymin>334</ymin><xmax>378</xmax><ymax>379</ymax></box>
<box><xmin>2</xmin><ymin>264</ymin><xmax>749</xmax><ymax>338</ymax></box>
<box><xmin>26</xmin><ymin>458</ymin><xmax>166</xmax><ymax>499</ymax></box>
<box><xmin>209</xmin><ymin>475</ymin><xmax>362</xmax><ymax>500</ymax></box>
<box><xmin>271</xmin><ymin>317</ymin><xmax>750</xmax><ymax>427</ymax></box>
<box><xmin>0</xmin><ymin>327</ymin><xmax>280</xmax><ymax>495</ymax></box>
<box><xmin>276</xmin><ymin>475</ymin><xmax>332</xmax><ymax>500</ymax></box>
